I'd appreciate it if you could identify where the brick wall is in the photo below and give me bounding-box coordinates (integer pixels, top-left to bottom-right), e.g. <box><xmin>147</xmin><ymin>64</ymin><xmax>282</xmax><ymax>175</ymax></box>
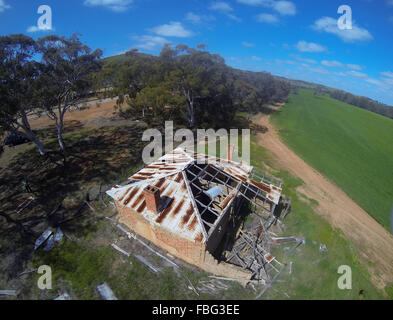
<box><xmin>116</xmin><ymin>202</ymin><xmax>252</xmax><ymax>281</ymax></box>
<box><xmin>116</xmin><ymin>203</ymin><xmax>204</xmax><ymax>266</ymax></box>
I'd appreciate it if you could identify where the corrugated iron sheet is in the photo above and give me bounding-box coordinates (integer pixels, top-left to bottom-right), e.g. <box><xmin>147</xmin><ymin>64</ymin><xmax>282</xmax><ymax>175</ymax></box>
<box><xmin>108</xmin><ymin>170</ymin><xmax>204</xmax><ymax>243</ymax></box>
<box><xmin>107</xmin><ymin>147</ymin><xmax>282</xmax><ymax>243</ymax></box>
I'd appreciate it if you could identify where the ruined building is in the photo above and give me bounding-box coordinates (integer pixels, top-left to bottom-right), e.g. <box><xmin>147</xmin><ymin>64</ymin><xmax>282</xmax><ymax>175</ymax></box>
<box><xmin>106</xmin><ymin>147</ymin><xmax>291</xmax><ymax>282</ymax></box>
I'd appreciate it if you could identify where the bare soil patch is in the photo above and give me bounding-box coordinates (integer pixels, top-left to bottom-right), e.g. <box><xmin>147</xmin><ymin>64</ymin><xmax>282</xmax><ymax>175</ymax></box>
<box><xmin>29</xmin><ymin>98</ymin><xmax>123</xmax><ymax>129</ymax></box>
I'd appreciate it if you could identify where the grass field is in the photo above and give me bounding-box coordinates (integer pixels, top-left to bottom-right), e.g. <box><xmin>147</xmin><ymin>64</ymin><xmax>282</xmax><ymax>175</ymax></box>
<box><xmin>271</xmin><ymin>89</ymin><xmax>393</xmax><ymax>231</ymax></box>
<box><xmin>249</xmin><ymin>137</ymin><xmax>386</xmax><ymax>299</ymax></box>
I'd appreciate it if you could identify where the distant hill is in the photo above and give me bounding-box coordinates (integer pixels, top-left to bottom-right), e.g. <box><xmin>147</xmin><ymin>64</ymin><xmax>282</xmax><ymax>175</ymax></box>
<box><xmin>275</xmin><ymin>76</ymin><xmax>393</xmax><ymax>119</ymax></box>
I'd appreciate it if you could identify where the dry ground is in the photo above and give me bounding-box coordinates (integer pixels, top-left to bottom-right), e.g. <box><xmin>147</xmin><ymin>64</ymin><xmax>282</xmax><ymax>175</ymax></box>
<box><xmin>28</xmin><ymin>98</ymin><xmax>124</xmax><ymax>129</ymax></box>
<box><xmin>253</xmin><ymin>106</ymin><xmax>393</xmax><ymax>289</ymax></box>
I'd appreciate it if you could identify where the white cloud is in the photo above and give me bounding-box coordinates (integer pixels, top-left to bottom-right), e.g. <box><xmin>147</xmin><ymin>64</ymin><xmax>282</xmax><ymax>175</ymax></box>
<box><xmin>382</xmin><ymin>77</ymin><xmax>393</xmax><ymax>86</ymax></box>
<box><xmin>321</xmin><ymin>60</ymin><xmax>343</xmax><ymax>68</ymax></box>
<box><xmin>332</xmin><ymin>69</ymin><xmax>393</xmax><ymax>92</ymax></box>
<box><xmin>256</xmin><ymin>13</ymin><xmax>278</xmax><ymax>24</ymax></box>
<box><xmin>132</xmin><ymin>35</ymin><xmax>170</xmax><ymax>51</ymax></box>
<box><xmin>334</xmin><ymin>71</ymin><xmax>347</xmax><ymax>77</ymax></box>
<box><xmin>299</xmin><ymin>64</ymin><xmax>330</xmax><ymax>75</ymax></box>
<box><xmin>247</xmin><ymin>56</ymin><xmax>262</xmax><ymax>61</ymax></box>
<box><xmin>272</xmin><ymin>1</ymin><xmax>296</xmax><ymax>16</ymax></box>
<box><xmin>26</xmin><ymin>25</ymin><xmax>55</xmax><ymax>33</ymax></box>
<box><xmin>365</xmin><ymin>77</ymin><xmax>383</xmax><ymax>86</ymax></box>
<box><xmin>321</xmin><ymin>60</ymin><xmax>364</xmax><ymax>70</ymax></box>
<box><xmin>150</xmin><ymin>22</ymin><xmax>193</xmax><ymax>38</ymax></box>
<box><xmin>312</xmin><ymin>17</ymin><xmax>373</xmax><ymax>43</ymax></box>
<box><xmin>290</xmin><ymin>55</ymin><xmax>317</xmax><ymax>64</ymax></box>
<box><xmin>380</xmin><ymin>71</ymin><xmax>393</xmax><ymax>78</ymax></box>
<box><xmin>387</xmin><ymin>0</ymin><xmax>393</xmax><ymax>5</ymax></box>
<box><xmin>27</xmin><ymin>26</ymin><xmax>40</xmax><ymax>33</ymax></box>
<box><xmin>84</xmin><ymin>0</ymin><xmax>133</xmax><ymax>12</ymax></box>
<box><xmin>346</xmin><ymin>64</ymin><xmax>363</xmax><ymax>71</ymax></box>
<box><xmin>227</xmin><ymin>14</ymin><xmax>242</xmax><ymax>22</ymax></box>
<box><xmin>237</xmin><ymin>0</ymin><xmax>296</xmax><ymax>16</ymax></box>
<box><xmin>209</xmin><ymin>2</ymin><xmax>241</xmax><ymax>22</ymax></box>
<box><xmin>295</xmin><ymin>41</ymin><xmax>326</xmax><ymax>53</ymax></box>
<box><xmin>242</xmin><ymin>41</ymin><xmax>255</xmax><ymax>47</ymax></box>
<box><xmin>0</xmin><ymin>0</ymin><xmax>10</xmax><ymax>12</ymax></box>
<box><xmin>185</xmin><ymin>12</ymin><xmax>215</xmax><ymax>24</ymax></box>
<box><xmin>237</xmin><ymin>0</ymin><xmax>268</xmax><ymax>4</ymax></box>
<box><xmin>210</xmin><ymin>1</ymin><xmax>233</xmax><ymax>13</ymax></box>
<box><xmin>185</xmin><ymin>12</ymin><xmax>202</xmax><ymax>24</ymax></box>
<box><xmin>346</xmin><ymin>70</ymin><xmax>367</xmax><ymax>78</ymax></box>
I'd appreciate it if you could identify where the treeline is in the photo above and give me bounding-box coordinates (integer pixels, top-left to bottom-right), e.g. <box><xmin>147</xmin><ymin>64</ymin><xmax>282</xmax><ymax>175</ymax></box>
<box><xmin>328</xmin><ymin>90</ymin><xmax>393</xmax><ymax>119</ymax></box>
<box><xmin>97</xmin><ymin>45</ymin><xmax>290</xmax><ymax>128</ymax></box>
<box><xmin>279</xmin><ymin>77</ymin><xmax>393</xmax><ymax>119</ymax></box>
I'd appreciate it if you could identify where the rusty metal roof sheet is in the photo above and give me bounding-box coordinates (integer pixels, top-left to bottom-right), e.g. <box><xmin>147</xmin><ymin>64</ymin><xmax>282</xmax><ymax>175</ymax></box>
<box><xmin>107</xmin><ymin>147</ymin><xmax>281</xmax><ymax>243</ymax></box>
<box><xmin>107</xmin><ymin>169</ymin><xmax>204</xmax><ymax>243</ymax></box>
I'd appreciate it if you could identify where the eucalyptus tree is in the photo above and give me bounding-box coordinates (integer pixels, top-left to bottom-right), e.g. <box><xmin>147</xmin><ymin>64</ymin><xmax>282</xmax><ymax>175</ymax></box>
<box><xmin>0</xmin><ymin>34</ymin><xmax>47</xmax><ymax>155</ymax></box>
<box><xmin>36</xmin><ymin>34</ymin><xmax>102</xmax><ymax>154</ymax></box>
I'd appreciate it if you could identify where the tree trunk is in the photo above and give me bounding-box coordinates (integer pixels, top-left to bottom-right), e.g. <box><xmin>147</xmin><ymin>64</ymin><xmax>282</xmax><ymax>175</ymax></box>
<box><xmin>30</xmin><ymin>134</ymin><xmax>47</xmax><ymax>156</ymax></box>
<box><xmin>188</xmin><ymin>100</ymin><xmax>195</xmax><ymax>128</ymax></box>
<box><xmin>57</xmin><ymin>126</ymin><xmax>67</xmax><ymax>154</ymax></box>
<box><xmin>56</xmin><ymin>110</ymin><xmax>67</xmax><ymax>155</ymax></box>
<box><xmin>20</xmin><ymin>112</ymin><xmax>46</xmax><ymax>156</ymax></box>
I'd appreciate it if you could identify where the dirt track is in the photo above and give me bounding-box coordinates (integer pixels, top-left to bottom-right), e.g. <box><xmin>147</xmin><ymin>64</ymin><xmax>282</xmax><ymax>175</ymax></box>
<box><xmin>253</xmin><ymin>106</ymin><xmax>393</xmax><ymax>289</ymax></box>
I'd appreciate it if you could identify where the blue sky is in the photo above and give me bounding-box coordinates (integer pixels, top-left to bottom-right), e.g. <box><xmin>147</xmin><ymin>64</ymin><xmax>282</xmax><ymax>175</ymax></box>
<box><xmin>1</xmin><ymin>0</ymin><xmax>393</xmax><ymax>105</ymax></box>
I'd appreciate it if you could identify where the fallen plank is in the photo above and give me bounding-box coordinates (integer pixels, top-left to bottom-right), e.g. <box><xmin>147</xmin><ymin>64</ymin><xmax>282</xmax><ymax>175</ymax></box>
<box><xmin>85</xmin><ymin>201</ymin><xmax>97</xmax><ymax>212</ymax></box>
<box><xmin>208</xmin><ymin>275</ymin><xmax>259</xmax><ymax>285</ymax></box>
<box><xmin>16</xmin><ymin>197</ymin><xmax>34</xmax><ymax>214</ymax></box>
<box><xmin>106</xmin><ymin>218</ymin><xmax>199</xmax><ymax>295</ymax></box>
<box><xmin>96</xmin><ymin>283</ymin><xmax>118</xmax><ymax>300</ymax></box>
<box><xmin>255</xmin><ymin>264</ymin><xmax>286</xmax><ymax>300</ymax></box>
<box><xmin>134</xmin><ymin>255</ymin><xmax>159</xmax><ymax>273</ymax></box>
<box><xmin>312</xmin><ymin>256</ymin><xmax>328</xmax><ymax>265</ymax></box>
<box><xmin>0</xmin><ymin>290</ymin><xmax>18</xmax><ymax>296</ymax></box>
<box><xmin>48</xmin><ymin>203</ymin><xmax>62</xmax><ymax>217</ymax></box>
<box><xmin>271</xmin><ymin>236</ymin><xmax>298</xmax><ymax>244</ymax></box>
<box><xmin>54</xmin><ymin>292</ymin><xmax>71</xmax><ymax>300</ymax></box>
<box><xmin>18</xmin><ymin>268</ymin><xmax>38</xmax><ymax>277</ymax></box>
<box><xmin>286</xmin><ymin>238</ymin><xmax>306</xmax><ymax>255</ymax></box>
<box><xmin>106</xmin><ymin>217</ymin><xmax>178</xmax><ymax>268</ymax></box>
<box><xmin>110</xmin><ymin>243</ymin><xmax>130</xmax><ymax>257</ymax></box>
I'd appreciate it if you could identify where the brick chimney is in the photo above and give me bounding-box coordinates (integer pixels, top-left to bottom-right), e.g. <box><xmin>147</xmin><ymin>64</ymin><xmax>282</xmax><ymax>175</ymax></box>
<box><xmin>227</xmin><ymin>144</ymin><xmax>235</xmax><ymax>161</ymax></box>
<box><xmin>143</xmin><ymin>185</ymin><xmax>161</xmax><ymax>214</ymax></box>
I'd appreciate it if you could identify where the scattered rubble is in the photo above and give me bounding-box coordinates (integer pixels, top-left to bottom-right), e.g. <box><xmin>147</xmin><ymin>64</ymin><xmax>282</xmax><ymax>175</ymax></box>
<box><xmin>0</xmin><ymin>290</ymin><xmax>18</xmax><ymax>297</ymax></box>
<box><xmin>54</xmin><ymin>292</ymin><xmax>71</xmax><ymax>300</ymax></box>
<box><xmin>96</xmin><ymin>283</ymin><xmax>118</xmax><ymax>300</ymax></box>
<box><xmin>34</xmin><ymin>229</ymin><xmax>53</xmax><ymax>251</ymax></box>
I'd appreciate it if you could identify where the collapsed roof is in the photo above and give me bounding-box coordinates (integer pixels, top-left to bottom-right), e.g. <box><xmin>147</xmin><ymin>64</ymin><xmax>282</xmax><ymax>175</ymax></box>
<box><xmin>106</xmin><ymin>147</ymin><xmax>283</xmax><ymax>244</ymax></box>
